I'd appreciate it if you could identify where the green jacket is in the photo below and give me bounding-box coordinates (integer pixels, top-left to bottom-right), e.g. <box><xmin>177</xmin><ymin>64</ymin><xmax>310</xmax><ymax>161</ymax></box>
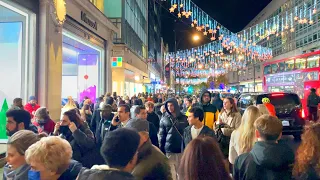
<box><xmin>132</xmin><ymin>140</ymin><xmax>172</xmax><ymax>180</ymax></box>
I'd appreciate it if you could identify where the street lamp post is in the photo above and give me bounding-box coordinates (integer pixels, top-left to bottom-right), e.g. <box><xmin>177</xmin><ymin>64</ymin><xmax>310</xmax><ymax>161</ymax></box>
<box><xmin>174</xmin><ymin>29</ymin><xmax>200</xmax><ymax>95</ymax></box>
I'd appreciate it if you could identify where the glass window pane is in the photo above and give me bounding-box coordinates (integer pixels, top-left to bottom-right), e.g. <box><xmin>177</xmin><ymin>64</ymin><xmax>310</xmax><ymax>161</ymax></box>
<box><xmin>295</xmin><ymin>58</ymin><xmax>306</xmax><ymax>70</ymax></box>
<box><xmin>271</xmin><ymin>63</ymin><xmax>279</xmax><ymax>73</ymax></box>
<box><xmin>285</xmin><ymin>59</ymin><xmax>294</xmax><ymax>71</ymax></box>
<box><xmin>307</xmin><ymin>55</ymin><xmax>320</xmax><ymax>68</ymax></box>
<box><xmin>264</xmin><ymin>65</ymin><xmax>271</xmax><ymax>74</ymax></box>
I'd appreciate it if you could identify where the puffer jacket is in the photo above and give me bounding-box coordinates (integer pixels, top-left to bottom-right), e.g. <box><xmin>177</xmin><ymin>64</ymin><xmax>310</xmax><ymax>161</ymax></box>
<box><xmin>158</xmin><ymin>98</ymin><xmax>188</xmax><ymax>154</ymax></box>
<box><xmin>77</xmin><ymin>165</ymin><xmax>135</xmax><ymax>180</ymax></box>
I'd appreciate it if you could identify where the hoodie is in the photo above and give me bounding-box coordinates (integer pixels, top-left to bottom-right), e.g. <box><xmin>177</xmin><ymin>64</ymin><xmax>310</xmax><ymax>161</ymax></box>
<box><xmin>158</xmin><ymin>98</ymin><xmax>188</xmax><ymax>153</ymax></box>
<box><xmin>233</xmin><ymin>141</ymin><xmax>295</xmax><ymax>180</ymax></box>
<box><xmin>198</xmin><ymin>90</ymin><xmax>219</xmax><ymax>130</ymax></box>
<box><xmin>77</xmin><ymin>165</ymin><xmax>135</xmax><ymax>180</ymax></box>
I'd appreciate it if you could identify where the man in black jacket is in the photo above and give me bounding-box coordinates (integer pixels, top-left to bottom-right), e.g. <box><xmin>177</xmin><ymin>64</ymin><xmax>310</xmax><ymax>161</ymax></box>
<box><xmin>134</xmin><ymin>105</ymin><xmax>159</xmax><ymax>147</ymax></box>
<box><xmin>159</xmin><ymin>98</ymin><xmax>188</xmax><ymax>180</ymax></box>
<box><xmin>233</xmin><ymin>115</ymin><xmax>295</xmax><ymax>180</ymax></box>
<box><xmin>145</xmin><ymin>101</ymin><xmax>160</xmax><ymax>132</ymax></box>
<box><xmin>183</xmin><ymin>106</ymin><xmax>216</xmax><ymax>147</ymax></box>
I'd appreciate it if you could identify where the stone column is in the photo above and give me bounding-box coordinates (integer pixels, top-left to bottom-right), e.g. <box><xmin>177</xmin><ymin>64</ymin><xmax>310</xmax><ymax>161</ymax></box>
<box><xmin>38</xmin><ymin>0</ymin><xmax>64</xmax><ymax>120</ymax></box>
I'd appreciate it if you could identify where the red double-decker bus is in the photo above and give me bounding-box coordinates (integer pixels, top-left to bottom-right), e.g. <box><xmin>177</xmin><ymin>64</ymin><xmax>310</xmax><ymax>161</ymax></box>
<box><xmin>263</xmin><ymin>50</ymin><xmax>320</xmax><ymax>117</ymax></box>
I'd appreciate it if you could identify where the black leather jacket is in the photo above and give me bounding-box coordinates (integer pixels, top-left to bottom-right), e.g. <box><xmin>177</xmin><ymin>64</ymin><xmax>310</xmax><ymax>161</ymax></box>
<box><xmin>159</xmin><ymin>98</ymin><xmax>188</xmax><ymax>154</ymax></box>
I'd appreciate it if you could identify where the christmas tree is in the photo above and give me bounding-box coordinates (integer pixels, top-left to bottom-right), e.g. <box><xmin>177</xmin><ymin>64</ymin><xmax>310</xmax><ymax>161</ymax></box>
<box><xmin>0</xmin><ymin>99</ymin><xmax>8</xmax><ymax>140</ymax></box>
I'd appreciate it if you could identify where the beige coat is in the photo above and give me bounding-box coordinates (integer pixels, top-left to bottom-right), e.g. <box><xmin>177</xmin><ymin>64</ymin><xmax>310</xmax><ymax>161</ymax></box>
<box><xmin>229</xmin><ymin>130</ymin><xmax>241</xmax><ymax>164</ymax></box>
<box><xmin>217</xmin><ymin>111</ymin><xmax>242</xmax><ymax>137</ymax></box>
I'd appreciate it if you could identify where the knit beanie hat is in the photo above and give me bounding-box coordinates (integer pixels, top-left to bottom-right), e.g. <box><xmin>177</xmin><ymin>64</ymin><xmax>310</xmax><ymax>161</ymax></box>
<box><xmin>101</xmin><ymin>128</ymin><xmax>140</xmax><ymax>168</ymax></box>
<box><xmin>29</xmin><ymin>96</ymin><xmax>36</xmax><ymax>101</ymax></box>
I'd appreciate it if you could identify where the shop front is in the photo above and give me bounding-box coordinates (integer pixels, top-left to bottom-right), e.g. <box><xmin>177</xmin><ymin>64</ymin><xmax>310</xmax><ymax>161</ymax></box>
<box><xmin>0</xmin><ymin>0</ymin><xmax>37</xmax><ymax>141</ymax></box>
<box><xmin>240</xmin><ymin>80</ymin><xmax>263</xmax><ymax>92</ymax></box>
<box><xmin>37</xmin><ymin>0</ymin><xmax>117</xmax><ymax>120</ymax></box>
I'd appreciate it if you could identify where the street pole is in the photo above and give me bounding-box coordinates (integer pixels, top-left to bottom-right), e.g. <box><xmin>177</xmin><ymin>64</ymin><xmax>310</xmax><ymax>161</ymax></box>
<box><xmin>174</xmin><ymin>29</ymin><xmax>177</xmax><ymax>96</ymax></box>
<box><xmin>253</xmin><ymin>63</ymin><xmax>256</xmax><ymax>92</ymax></box>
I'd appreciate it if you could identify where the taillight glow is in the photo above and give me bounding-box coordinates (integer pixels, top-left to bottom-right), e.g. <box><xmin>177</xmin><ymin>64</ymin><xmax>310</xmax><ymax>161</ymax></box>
<box><xmin>271</xmin><ymin>93</ymin><xmax>284</xmax><ymax>97</ymax></box>
<box><xmin>301</xmin><ymin>109</ymin><xmax>305</xmax><ymax>119</ymax></box>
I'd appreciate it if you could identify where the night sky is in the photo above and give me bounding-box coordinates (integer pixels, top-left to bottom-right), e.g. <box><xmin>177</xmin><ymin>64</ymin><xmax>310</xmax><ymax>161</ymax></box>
<box><xmin>159</xmin><ymin>0</ymin><xmax>272</xmax><ymax>52</ymax></box>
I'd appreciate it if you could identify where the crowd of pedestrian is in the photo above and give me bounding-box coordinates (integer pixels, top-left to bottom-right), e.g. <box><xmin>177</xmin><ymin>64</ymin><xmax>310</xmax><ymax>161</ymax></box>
<box><xmin>2</xmin><ymin>90</ymin><xmax>320</xmax><ymax>180</ymax></box>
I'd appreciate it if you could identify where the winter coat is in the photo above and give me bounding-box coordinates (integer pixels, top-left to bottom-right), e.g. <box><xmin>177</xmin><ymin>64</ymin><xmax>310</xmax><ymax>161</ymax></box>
<box><xmin>77</xmin><ymin>165</ymin><xmax>135</xmax><ymax>180</ymax></box>
<box><xmin>158</xmin><ymin>98</ymin><xmax>188</xmax><ymax>154</ymax></box>
<box><xmin>198</xmin><ymin>90</ymin><xmax>220</xmax><ymax>129</ymax></box>
<box><xmin>264</xmin><ymin>103</ymin><xmax>277</xmax><ymax>117</ymax></box>
<box><xmin>307</xmin><ymin>92</ymin><xmax>320</xmax><ymax>107</ymax></box>
<box><xmin>24</xmin><ymin>103</ymin><xmax>40</xmax><ymax>118</ymax></box>
<box><xmin>233</xmin><ymin>141</ymin><xmax>295</xmax><ymax>180</ymax></box>
<box><xmin>90</xmin><ymin>110</ymin><xmax>114</xmax><ymax>147</ymax></box>
<box><xmin>148</xmin><ymin>121</ymin><xmax>159</xmax><ymax>147</ymax></box>
<box><xmin>58</xmin><ymin>160</ymin><xmax>83</xmax><ymax>180</ymax></box>
<box><xmin>3</xmin><ymin>164</ymin><xmax>30</xmax><ymax>180</ymax></box>
<box><xmin>32</xmin><ymin>118</ymin><xmax>55</xmax><ymax>134</ymax></box>
<box><xmin>183</xmin><ymin>125</ymin><xmax>217</xmax><ymax>147</ymax></box>
<box><xmin>147</xmin><ymin>111</ymin><xmax>160</xmax><ymax>132</ymax></box>
<box><xmin>229</xmin><ymin>130</ymin><xmax>241</xmax><ymax>164</ymax></box>
<box><xmin>58</xmin><ymin>122</ymin><xmax>97</xmax><ymax>168</ymax></box>
<box><xmin>132</xmin><ymin>140</ymin><xmax>172</xmax><ymax>180</ymax></box>
<box><xmin>218</xmin><ymin>111</ymin><xmax>242</xmax><ymax>137</ymax></box>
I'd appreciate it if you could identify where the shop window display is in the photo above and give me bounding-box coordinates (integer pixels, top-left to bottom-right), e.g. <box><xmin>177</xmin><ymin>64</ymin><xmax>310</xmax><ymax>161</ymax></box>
<box><xmin>0</xmin><ymin>1</ymin><xmax>35</xmax><ymax>141</ymax></box>
<box><xmin>61</xmin><ymin>31</ymin><xmax>104</xmax><ymax>104</ymax></box>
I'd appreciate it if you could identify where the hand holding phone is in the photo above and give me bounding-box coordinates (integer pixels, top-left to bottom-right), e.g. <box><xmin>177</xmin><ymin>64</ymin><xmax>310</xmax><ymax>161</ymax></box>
<box><xmin>111</xmin><ymin>114</ymin><xmax>120</xmax><ymax>126</ymax></box>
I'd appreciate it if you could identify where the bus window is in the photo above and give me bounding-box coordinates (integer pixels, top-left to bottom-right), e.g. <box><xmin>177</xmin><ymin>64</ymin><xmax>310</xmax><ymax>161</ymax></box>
<box><xmin>278</xmin><ymin>62</ymin><xmax>285</xmax><ymax>72</ymax></box>
<box><xmin>295</xmin><ymin>58</ymin><xmax>306</xmax><ymax>70</ymax></box>
<box><xmin>271</xmin><ymin>63</ymin><xmax>279</xmax><ymax>73</ymax></box>
<box><xmin>307</xmin><ymin>55</ymin><xmax>319</xmax><ymax>68</ymax></box>
<box><xmin>264</xmin><ymin>65</ymin><xmax>271</xmax><ymax>75</ymax></box>
<box><xmin>285</xmin><ymin>59</ymin><xmax>294</xmax><ymax>71</ymax></box>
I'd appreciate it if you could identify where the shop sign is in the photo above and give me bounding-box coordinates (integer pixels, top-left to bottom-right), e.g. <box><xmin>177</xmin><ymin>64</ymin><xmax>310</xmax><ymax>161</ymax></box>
<box><xmin>113</xmin><ymin>50</ymin><xmax>124</xmax><ymax>57</ymax></box>
<box><xmin>81</xmin><ymin>11</ymin><xmax>97</xmax><ymax>30</ymax></box>
<box><xmin>111</xmin><ymin>57</ymin><xmax>123</xmax><ymax>67</ymax></box>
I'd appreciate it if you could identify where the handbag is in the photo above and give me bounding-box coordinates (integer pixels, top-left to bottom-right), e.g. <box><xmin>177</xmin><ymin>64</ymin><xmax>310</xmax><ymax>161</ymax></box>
<box><xmin>215</xmin><ymin>123</ymin><xmax>231</xmax><ymax>158</ymax></box>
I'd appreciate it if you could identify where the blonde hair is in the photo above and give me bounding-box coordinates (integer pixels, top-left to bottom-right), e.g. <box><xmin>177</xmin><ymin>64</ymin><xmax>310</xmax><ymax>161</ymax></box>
<box><xmin>256</xmin><ymin>104</ymin><xmax>270</xmax><ymax>115</ymax></box>
<box><xmin>237</xmin><ymin>106</ymin><xmax>261</xmax><ymax>153</ymax></box>
<box><xmin>25</xmin><ymin>136</ymin><xmax>72</xmax><ymax>175</ymax></box>
<box><xmin>63</xmin><ymin>96</ymin><xmax>77</xmax><ymax>109</ymax></box>
<box><xmin>8</xmin><ymin>130</ymin><xmax>47</xmax><ymax>155</ymax></box>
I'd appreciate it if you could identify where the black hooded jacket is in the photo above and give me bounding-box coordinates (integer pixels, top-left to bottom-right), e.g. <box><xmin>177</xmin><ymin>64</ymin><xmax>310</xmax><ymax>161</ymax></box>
<box><xmin>158</xmin><ymin>98</ymin><xmax>188</xmax><ymax>154</ymax></box>
<box><xmin>233</xmin><ymin>141</ymin><xmax>295</xmax><ymax>180</ymax></box>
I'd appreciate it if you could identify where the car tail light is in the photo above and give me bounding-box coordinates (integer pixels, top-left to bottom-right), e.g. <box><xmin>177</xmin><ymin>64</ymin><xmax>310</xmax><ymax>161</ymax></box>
<box><xmin>271</xmin><ymin>93</ymin><xmax>284</xmax><ymax>96</ymax></box>
<box><xmin>300</xmin><ymin>109</ymin><xmax>305</xmax><ymax>119</ymax></box>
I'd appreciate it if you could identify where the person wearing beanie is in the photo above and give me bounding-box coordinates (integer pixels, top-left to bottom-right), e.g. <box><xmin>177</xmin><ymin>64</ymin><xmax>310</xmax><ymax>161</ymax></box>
<box><xmin>77</xmin><ymin>128</ymin><xmax>140</xmax><ymax>180</ymax></box>
<box><xmin>126</xmin><ymin>119</ymin><xmax>173</xmax><ymax>180</ymax></box>
<box><xmin>24</xmin><ymin>96</ymin><xmax>40</xmax><ymax>118</ymax></box>
<box><xmin>3</xmin><ymin>130</ymin><xmax>47</xmax><ymax>180</ymax></box>
<box><xmin>32</xmin><ymin>107</ymin><xmax>56</xmax><ymax>134</ymax></box>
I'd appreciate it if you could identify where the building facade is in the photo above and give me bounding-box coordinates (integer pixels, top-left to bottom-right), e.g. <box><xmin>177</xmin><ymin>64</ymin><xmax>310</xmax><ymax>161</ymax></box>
<box><xmin>104</xmin><ymin>0</ymin><xmax>150</xmax><ymax>97</ymax></box>
<box><xmin>146</xmin><ymin>0</ymin><xmax>163</xmax><ymax>93</ymax></box>
<box><xmin>0</xmin><ymin>0</ymin><xmax>118</xmax><ymax>122</ymax></box>
<box><xmin>229</xmin><ymin>0</ymin><xmax>320</xmax><ymax>92</ymax></box>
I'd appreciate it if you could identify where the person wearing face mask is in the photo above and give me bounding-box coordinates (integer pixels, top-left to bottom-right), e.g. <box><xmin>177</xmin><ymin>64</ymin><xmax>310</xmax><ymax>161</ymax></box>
<box><xmin>3</xmin><ymin>130</ymin><xmax>47</xmax><ymax>180</ymax></box>
<box><xmin>32</xmin><ymin>107</ymin><xmax>55</xmax><ymax>134</ymax></box>
<box><xmin>25</xmin><ymin>136</ymin><xmax>83</xmax><ymax>180</ymax></box>
<box><xmin>6</xmin><ymin>109</ymin><xmax>38</xmax><ymax>136</ymax></box>
<box><xmin>126</xmin><ymin>119</ymin><xmax>172</xmax><ymax>180</ymax></box>
<box><xmin>53</xmin><ymin>109</ymin><xmax>96</xmax><ymax>168</ymax></box>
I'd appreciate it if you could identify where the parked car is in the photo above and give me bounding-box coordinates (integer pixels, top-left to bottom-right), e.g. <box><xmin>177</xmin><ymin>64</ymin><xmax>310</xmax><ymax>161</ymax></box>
<box><xmin>237</xmin><ymin>92</ymin><xmax>305</xmax><ymax>140</ymax></box>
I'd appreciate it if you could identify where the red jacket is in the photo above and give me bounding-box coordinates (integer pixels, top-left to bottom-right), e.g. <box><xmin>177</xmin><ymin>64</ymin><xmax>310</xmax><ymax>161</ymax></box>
<box><xmin>32</xmin><ymin>119</ymin><xmax>56</xmax><ymax>134</ymax></box>
<box><xmin>264</xmin><ymin>103</ymin><xmax>276</xmax><ymax>117</ymax></box>
<box><xmin>24</xmin><ymin>103</ymin><xmax>40</xmax><ymax>118</ymax></box>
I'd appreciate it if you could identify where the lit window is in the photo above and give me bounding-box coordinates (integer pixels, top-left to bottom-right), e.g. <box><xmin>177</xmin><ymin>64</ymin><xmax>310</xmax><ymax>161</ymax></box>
<box><xmin>307</xmin><ymin>55</ymin><xmax>319</xmax><ymax>68</ymax></box>
<box><xmin>295</xmin><ymin>58</ymin><xmax>306</xmax><ymax>70</ymax></box>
